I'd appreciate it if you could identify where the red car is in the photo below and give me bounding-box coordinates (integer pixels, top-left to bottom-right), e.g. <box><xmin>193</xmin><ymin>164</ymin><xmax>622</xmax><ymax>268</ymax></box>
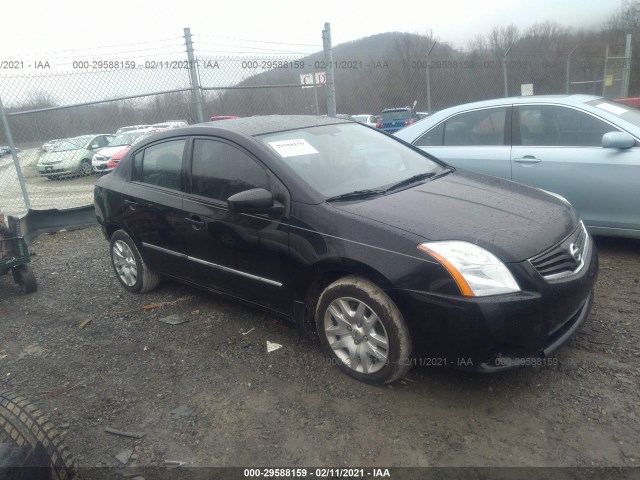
<box><xmin>209</xmin><ymin>115</ymin><xmax>239</xmax><ymax>121</ymax></box>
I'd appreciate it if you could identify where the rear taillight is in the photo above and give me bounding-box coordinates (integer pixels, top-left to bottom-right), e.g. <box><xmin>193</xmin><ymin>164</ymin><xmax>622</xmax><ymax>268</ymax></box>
<box><xmin>376</xmin><ymin>122</ymin><xmax>383</xmax><ymax>128</ymax></box>
<box><xmin>107</xmin><ymin>159</ymin><xmax>119</xmax><ymax>169</ymax></box>
<box><xmin>405</xmin><ymin>119</ymin><xmax>415</xmax><ymax>125</ymax></box>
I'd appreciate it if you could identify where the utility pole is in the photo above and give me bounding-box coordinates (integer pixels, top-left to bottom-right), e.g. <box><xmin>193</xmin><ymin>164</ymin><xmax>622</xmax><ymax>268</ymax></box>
<box><xmin>184</xmin><ymin>28</ymin><xmax>204</xmax><ymax>123</ymax></box>
<box><xmin>322</xmin><ymin>23</ymin><xmax>337</xmax><ymax>117</ymax></box>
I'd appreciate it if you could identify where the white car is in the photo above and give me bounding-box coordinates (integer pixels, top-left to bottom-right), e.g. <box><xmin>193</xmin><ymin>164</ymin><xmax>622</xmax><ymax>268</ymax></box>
<box><xmin>351</xmin><ymin>114</ymin><xmax>378</xmax><ymax>126</ymax></box>
<box><xmin>115</xmin><ymin>124</ymin><xmax>152</xmax><ymax>135</ymax></box>
<box><xmin>92</xmin><ymin>130</ymin><xmax>149</xmax><ymax>174</ymax></box>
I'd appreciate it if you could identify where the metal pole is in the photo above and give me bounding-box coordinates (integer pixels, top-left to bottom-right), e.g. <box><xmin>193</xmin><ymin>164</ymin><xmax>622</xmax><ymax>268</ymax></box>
<box><xmin>566</xmin><ymin>45</ymin><xmax>579</xmax><ymax>94</ymax></box>
<box><xmin>622</xmin><ymin>34</ymin><xmax>632</xmax><ymax>98</ymax></box>
<box><xmin>322</xmin><ymin>23</ymin><xmax>337</xmax><ymax>117</ymax></box>
<box><xmin>0</xmin><ymin>95</ymin><xmax>32</xmax><ymax>211</ymax></box>
<box><xmin>313</xmin><ymin>86</ymin><xmax>320</xmax><ymax>115</ymax></box>
<box><xmin>184</xmin><ymin>27</ymin><xmax>204</xmax><ymax>123</ymax></box>
<box><xmin>503</xmin><ymin>43</ymin><xmax>513</xmax><ymax>97</ymax></box>
<box><xmin>425</xmin><ymin>42</ymin><xmax>437</xmax><ymax>113</ymax></box>
<box><xmin>603</xmin><ymin>44</ymin><xmax>609</xmax><ymax>97</ymax></box>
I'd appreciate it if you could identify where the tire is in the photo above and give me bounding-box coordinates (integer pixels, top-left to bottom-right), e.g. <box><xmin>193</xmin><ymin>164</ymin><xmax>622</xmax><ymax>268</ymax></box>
<box><xmin>79</xmin><ymin>160</ymin><xmax>92</xmax><ymax>177</ymax></box>
<box><xmin>12</xmin><ymin>264</ymin><xmax>37</xmax><ymax>293</ymax></box>
<box><xmin>110</xmin><ymin>229</ymin><xmax>160</xmax><ymax>293</ymax></box>
<box><xmin>0</xmin><ymin>391</ymin><xmax>77</xmax><ymax>479</ymax></box>
<box><xmin>315</xmin><ymin>275</ymin><xmax>412</xmax><ymax>385</ymax></box>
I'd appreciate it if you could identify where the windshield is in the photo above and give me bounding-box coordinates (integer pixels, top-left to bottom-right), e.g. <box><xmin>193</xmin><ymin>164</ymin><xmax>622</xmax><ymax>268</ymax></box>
<box><xmin>108</xmin><ymin>131</ymin><xmax>145</xmax><ymax>147</ymax></box>
<box><xmin>259</xmin><ymin>123</ymin><xmax>446</xmax><ymax>198</ymax></box>
<box><xmin>588</xmin><ymin>99</ymin><xmax>640</xmax><ymax>129</ymax></box>
<box><xmin>52</xmin><ymin>136</ymin><xmax>92</xmax><ymax>152</ymax></box>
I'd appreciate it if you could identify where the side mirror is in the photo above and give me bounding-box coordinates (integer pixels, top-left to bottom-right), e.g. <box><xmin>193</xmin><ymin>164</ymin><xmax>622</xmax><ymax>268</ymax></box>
<box><xmin>227</xmin><ymin>188</ymin><xmax>284</xmax><ymax>216</ymax></box>
<box><xmin>90</xmin><ymin>144</ymin><xmax>100</xmax><ymax>150</ymax></box>
<box><xmin>602</xmin><ymin>131</ymin><xmax>635</xmax><ymax>149</ymax></box>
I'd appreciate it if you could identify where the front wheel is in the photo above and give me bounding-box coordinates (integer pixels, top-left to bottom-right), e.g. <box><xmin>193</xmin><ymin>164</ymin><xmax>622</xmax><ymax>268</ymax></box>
<box><xmin>79</xmin><ymin>159</ymin><xmax>92</xmax><ymax>177</ymax></box>
<box><xmin>315</xmin><ymin>275</ymin><xmax>412</xmax><ymax>385</ymax></box>
<box><xmin>110</xmin><ymin>229</ymin><xmax>160</xmax><ymax>293</ymax></box>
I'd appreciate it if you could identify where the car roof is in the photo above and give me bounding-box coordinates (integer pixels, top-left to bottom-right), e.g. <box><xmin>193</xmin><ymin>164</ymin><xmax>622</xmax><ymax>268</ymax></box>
<box><xmin>196</xmin><ymin>115</ymin><xmax>351</xmax><ymax>136</ymax></box>
<box><xmin>433</xmin><ymin>94</ymin><xmax>602</xmax><ymax>111</ymax></box>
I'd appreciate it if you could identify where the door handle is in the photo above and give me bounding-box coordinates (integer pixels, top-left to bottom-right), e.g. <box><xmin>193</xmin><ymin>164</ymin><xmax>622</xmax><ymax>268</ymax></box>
<box><xmin>185</xmin><ymin>215</ymin><xmax>205</xmax><ymax>230</ymax></box>
<box><xmin>124</xmin><ymin>199</ymin><xmax>138</xmax><ymax>210</ymax></box>
<box><xmin>513</xmin><ymin>155</ymin><xmax>541</xmax><ymax>164</ymax></box>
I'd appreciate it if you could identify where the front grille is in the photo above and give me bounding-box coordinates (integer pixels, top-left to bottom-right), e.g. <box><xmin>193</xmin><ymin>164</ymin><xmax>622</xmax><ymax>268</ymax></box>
<box><xmin>529</xmin><ymin>222</ymin><xmax>588</xmax><ymax>280</ymax></box>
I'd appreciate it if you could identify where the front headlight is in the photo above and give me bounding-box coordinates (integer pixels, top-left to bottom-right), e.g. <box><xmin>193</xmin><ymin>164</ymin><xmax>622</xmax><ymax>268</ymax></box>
<box><xmin>418</xmin><ymin>241</ymin><xmax>520</xmax><ymax>296</ymax></box>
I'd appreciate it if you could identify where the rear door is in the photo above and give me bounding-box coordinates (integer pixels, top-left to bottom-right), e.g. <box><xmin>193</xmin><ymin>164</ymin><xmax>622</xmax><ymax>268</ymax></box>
<box><xmin>511</xmin><ymin>104</ymin><xmax>640</xmax><ymax>231</ymax></box>
<box><xmin>122</xmin><ymin>138</ymin><xmax>191</xmax><ymax>277</ymax></box>
<box><xmin>182</xmin><ymin>137</ymin><xmax>290</xmax><ymax>314</ymax></box>
<box><xmin>414</xmin><ymin>106</ymin><xmax>512</xmax><ymax>179</ymax></box>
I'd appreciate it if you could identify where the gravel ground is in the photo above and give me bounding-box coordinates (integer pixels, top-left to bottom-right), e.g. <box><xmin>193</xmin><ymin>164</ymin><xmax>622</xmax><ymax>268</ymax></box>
<box><xmin>0</xmin><ymin>226</ymin><xmax>639</xmax><ymax>474</ymax></box>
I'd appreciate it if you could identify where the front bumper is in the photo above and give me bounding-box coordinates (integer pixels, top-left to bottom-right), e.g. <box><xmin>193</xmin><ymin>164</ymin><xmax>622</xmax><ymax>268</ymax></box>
<box><xmin>390</xmin><ymin>233</ymin><xmax>598</xmax><ymax>372</ymax></box>
<box><xmin>37</xmin><ymin>163</ymin><xmax>76</xmax><ymax>176</ymax></box>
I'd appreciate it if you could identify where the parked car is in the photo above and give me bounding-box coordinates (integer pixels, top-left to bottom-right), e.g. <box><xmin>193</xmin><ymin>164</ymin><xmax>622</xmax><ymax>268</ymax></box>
<box><xmin>38</xmin><ymin>134</ymin><xmax>114</xmax><ymax>179</ymax></box>
<box><xmin>376</xmin><ymin>107</ymin><xmax>419</xmax><ymax>133</ymax></box>
<box><xmin>103</xmin><ymin>129</ymin><xmax>168</xmax><ymax>173</ymax></box>
<box><xmin>92</xmin><ymin>130</ymin><xmax>149</xmax><ymax>174</ymax></box>
<box><xmin>115</xmin><ymin>125</ymin><xmax>152</xmax><ymax>135</ymax></box>
<box><xmin>209</xmin><ymin>115</ymin><xmax>239</xmax><ymax>121</ymax></box>
<box><xmin>41</xmin><ymin>139</ymin><xmax>64</xmax><ymax>152</ymax></box>
<box><xmin>95</xmin><ymin>116</ymin><xmax>597</xmax><ymax>385</ymax></box>
<box><xmin>151</xmin><ymin>120</ymin><xmax>188</xmax><ymax>129</ymax></box>
<box><xmin>1</xmin><ymin>146</ymin><xmax>13</xmax><ymax>156</ymax></box>
<box><xmin>395</xmin><ymin>94</ymin><xmax>640</xmax><ymax>239</ymax></box>
<box><xmin>351</xmin><ymin>114</ymin><xmax>378</xmax><ymax>127</ymax></box>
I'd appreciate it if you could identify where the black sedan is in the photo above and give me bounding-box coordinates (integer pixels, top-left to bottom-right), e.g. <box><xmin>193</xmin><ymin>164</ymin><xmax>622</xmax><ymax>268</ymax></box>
<box><xmin>94</xmin><ymin>116</ymin><xmax>598</xmax><ymax>385</ymax></box>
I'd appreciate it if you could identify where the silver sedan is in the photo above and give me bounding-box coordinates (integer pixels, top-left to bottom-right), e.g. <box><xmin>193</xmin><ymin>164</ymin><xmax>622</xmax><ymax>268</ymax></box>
<box><xmin>395</xmin><ymin>94</ymin><xmax>640</xmax><ymax>239</ymax></box>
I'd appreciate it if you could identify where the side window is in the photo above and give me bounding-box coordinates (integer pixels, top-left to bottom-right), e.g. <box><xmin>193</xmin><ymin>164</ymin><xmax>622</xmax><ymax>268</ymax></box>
<box><xmin>134</xmin><ymin>139</ymin><xmax>185</xmax><ymax>190</ymax></box>
<box><xmin>191</xmin><ymin>139</ymin><xmax>269</xmax><ymax>202</ymax></box>
<box><xmin>415</xmin><ymin>122</ymin><xmax>444</xmax><ymax>146</ymax></box>
<box><xmin>519</xmin><ymin>106</ymin><xmax>619</xmax><ymax>147</ymax></box>
<box><xmin>443</xmin><ymin>108</ymin><xmax>507</xmax><ymax>146</ymax></box>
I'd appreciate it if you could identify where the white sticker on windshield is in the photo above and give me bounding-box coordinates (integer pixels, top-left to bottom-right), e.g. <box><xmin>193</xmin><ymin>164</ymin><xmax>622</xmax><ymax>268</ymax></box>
<box><xmin>596</xmin><ymin>102</ymin><xmax>628</xmax><ymax>115</ymax></box>
<box><xmin>268</xmin><ymin>139</ymin><xmax>319</xmax><ymax>157</ymax></box>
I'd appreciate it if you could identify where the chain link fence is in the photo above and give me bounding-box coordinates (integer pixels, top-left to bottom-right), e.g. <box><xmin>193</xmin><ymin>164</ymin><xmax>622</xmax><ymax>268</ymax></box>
<box><xmin>0</xmin><ymin>29</ymin><xmax>632</xmax><ymax>221</ymax></box>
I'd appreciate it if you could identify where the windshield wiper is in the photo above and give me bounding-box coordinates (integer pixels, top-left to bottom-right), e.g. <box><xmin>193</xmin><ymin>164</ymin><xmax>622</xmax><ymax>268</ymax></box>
<box><xmin>384</xmin><ymin>172</ymin><xmax>436</xmax><ymax>192</ymax></box>
<box><xmin>325</xmin><ymin>189</ymin><xmax>386</xmax><ymax>202</ymax></box>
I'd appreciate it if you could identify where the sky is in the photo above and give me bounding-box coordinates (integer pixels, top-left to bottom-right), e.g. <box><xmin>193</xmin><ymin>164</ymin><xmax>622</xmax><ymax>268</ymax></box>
<box><xmin>0</xmin><ymin>0</ymin><xmax>623</xmax><ymax>66</ymax></box>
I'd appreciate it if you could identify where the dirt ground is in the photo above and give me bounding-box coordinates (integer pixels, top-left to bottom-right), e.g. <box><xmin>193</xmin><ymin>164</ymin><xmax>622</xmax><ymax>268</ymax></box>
<box><xmin>0</xmin><ymin>226</ymin><xmax>639</xmax><ymax>475</ymax></box>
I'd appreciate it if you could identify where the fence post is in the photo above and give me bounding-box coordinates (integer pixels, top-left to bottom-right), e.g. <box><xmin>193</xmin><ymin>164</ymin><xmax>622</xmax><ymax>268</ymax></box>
<box><xmin>603</xmin><ymin>45</ymin><xmax>609</xmax><ymax>97</ymax></box>
<box><xmin>622</xmin><ymin>33</ymin><xmax>632</xmax><ymax>98</ymax></box>
<box><xmin>425</xmin><ymin>42</ymin><xmax>437</xmax><ymax>113</ymax></box>
<box><xmin>566</xmin><ymin>45</ymin><xmax>579</xmax><ymax>94</ymax></box>
<box><xmin>0</xmin><ymin>95</ymin><xmax>31</xmax><ymax>211</ymax></box>
<box><xmin>184</xmin><ymin>27</ymin><xmax>205</xmax><ymax>123</ymax></box>
<box><xmin>502</xmin><ymin>43</ymin><xmax>513</xmax><ymax>97</ymax></box>
<box><xmin>322</xmin><ymin>22</ymin><xmax>337</xmax><ymax>117</ymax></box>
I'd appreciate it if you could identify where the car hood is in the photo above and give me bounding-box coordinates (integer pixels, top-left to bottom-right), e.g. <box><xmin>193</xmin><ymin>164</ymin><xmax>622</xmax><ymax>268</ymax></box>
<box><xmin>39</xmin><ymin>149</ymin><xmax>82</xmax><ymax>163</ymax></box>
<box><xmin>331</xmin><ymin>170</ymin><xmax>578</xmax><ymax>263</ymax></box>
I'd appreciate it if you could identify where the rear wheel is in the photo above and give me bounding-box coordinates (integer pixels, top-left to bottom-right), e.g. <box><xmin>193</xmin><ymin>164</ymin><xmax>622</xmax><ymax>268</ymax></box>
<box><xmin>0</xmin><ymin>391</ymin><xmax>77</xmax><ymax>479</ymax></box>
<box><xmin>316</xmin><ymin>275</ymin><xmax>412</xmax><ymax>385</ymax></box>
<box><xmin>110</xmin><ymin>229</ymin><xmax>160</xmax><ymax>293</ymax></box>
